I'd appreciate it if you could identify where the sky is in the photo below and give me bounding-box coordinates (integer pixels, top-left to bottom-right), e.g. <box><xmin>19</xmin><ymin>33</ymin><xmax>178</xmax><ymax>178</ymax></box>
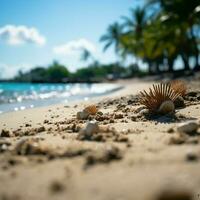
<box><xmin>0</xmin><ymin>0</ymin><xmax>144</xmax><ymax>79</ymax></box>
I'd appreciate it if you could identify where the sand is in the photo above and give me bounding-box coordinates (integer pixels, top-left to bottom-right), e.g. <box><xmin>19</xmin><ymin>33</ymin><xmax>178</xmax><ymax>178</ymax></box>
<box><xmin>0</xmin><ymin>79</ymin><xmax>200</xmax><ymax>200</ymax></box>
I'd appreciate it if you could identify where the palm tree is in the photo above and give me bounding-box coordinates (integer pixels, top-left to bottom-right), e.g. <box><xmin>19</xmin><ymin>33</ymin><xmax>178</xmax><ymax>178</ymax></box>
<box><xmin>100</xmin><ymin>22</ymin><xmax>123</xmax><ymax>54</ymax></box>
<box><xmin>122</xmin><ymin>7</ymin><xmax>147</xmax><ymax>37</ymax></box>
<box><xmin>80</xmin><ymin>48</ymin><xmax>94</xmax><ymax>62</ymax></box>
<box><xmin>146</xmin><ymin>0</ymin><xmax>200</xmax><ymax>70</ymax></box>
<box><xmin>121</xmin><ymin>7</ymin><xmax>156</xmax><ymax>72</ymax></box>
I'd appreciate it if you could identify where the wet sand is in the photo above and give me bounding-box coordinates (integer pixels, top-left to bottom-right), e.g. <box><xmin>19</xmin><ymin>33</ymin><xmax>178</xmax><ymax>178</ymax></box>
<box><xmin>0</xmin><ymin>79</ymin><xmax>200</xmax><ymax>200</ymax></box>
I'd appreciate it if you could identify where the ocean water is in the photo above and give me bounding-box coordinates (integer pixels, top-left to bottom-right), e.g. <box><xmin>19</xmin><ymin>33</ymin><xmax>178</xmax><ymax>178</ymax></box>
<box><xmin>0</xmin><ymin>82</ymin><xmax>122</xmax><ymax>114</ymax></box>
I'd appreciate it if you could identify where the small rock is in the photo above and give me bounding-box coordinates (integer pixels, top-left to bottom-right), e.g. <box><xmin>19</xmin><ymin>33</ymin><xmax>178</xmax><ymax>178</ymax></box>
<box><xmin>44</xmin><ymin>119</ymin><xmax>49</xmax><ymax>124</ymax></box>
<box><xmin>177</xmin><ymin>121</ymin><xmax>199</xmax><ymax>135</ymax></box>
<box><xmin>25</xmin><ymin>123</ymin><xmax>31</xmax><ymax>127</ymax></box>
<box><xmin>174</xmin><ymin>96</ymin><xmax>185</xmax><ymax>108</ymax></box>
<box><xmin>167</xmin><ymin>128</ymin><xmax>174</xmax><ymax>133</ymax></box>
<box><xmin>131</xmin><ymin>115</ymin><xmax>137</xmax><ymax>121</ymax></box>
<box><xmin>114</xmin><ymin>113</ymin><xmax>123</xmax><ymax>119</ymax></box>
<box><xmin>0</xmin><ymin>129</ymin><xmax>13</xmax><ymax>137</ymax></box>
<box><xmin>109</xmin><ymin>119</ymin><xmax>114</xmax><ymax>123</ymax></box>
<box><xmin>85</xmin><ymin>146</ymin><xmax>122</xmax><ymax>167</ymax></box>
<box><xmin>97</xmin><ymin>111</ymin><xmax>103</xmax><ymax>116</ymax></box>
<box><xmin>50</xmin><ymin>181</ymin><xmax>65</xmax><ymax>193</ymax></box>
<box><xmin>81</xmin><ymin>121</ymin><xmax>99</xmax><ymax>136</ymax></box>
<box><xmin>156</xmin><ymin>187</ymin><xmax>192</xmax><ymax>200</ymax></box>
<box><xmin>77</xmin><ymin>111</ymin><xmax>89</xmax><ymax>120</ymax></box>
<box><xmin>186</xmin><ymin>151</ymin><xmax>198</xmax><ymax>162</ymax></box>
<box><xmin>15</xmin><ymin>138</ymin><xmax>47</xmax><ymax>155</ymax></box>
<box><xmin>36</xmin><ymin>126</ymin><xmax>45</xmax><ymax>133</ymax></box>
<box><xmin>187</xmin><ymin>91</ymin><xmax>197</xmax><ymax>97</ymax></box>
<box><xmin>168</xmin><ymin>134</ymin><xmax>187</xmax><ymax>145</ymax></box>
<box><xmin>127</xmin><ymin>99</ymin><xmax>135</xmax><ymax>105</ymax></box>
<box><xmin>0</xmin><ymin>140</ymin><xmax>11</xmax><ymax>152</ymax></box>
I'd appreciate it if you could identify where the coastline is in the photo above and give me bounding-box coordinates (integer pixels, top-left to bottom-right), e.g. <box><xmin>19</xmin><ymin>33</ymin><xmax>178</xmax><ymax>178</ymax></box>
<box><xmin>0</xmin><ymin>79</ymin><xmax>150</xmax><ymax>128</ymax></box>
<box><xmin>0</xmin><ymin>79</ymin><xmax>200</xmax><ymax>200</ymax></box>
<box><xmin>0</xmin><ymin>82</ymin><xmax>124</xmax><ymax>114</ymax></box>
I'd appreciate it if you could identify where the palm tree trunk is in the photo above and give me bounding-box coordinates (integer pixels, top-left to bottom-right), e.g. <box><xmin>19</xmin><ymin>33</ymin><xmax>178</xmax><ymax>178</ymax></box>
<box><xmin>155</xmin><ymin>62</ymin><xmax>160</xmax><ymax>74</ymax></box>
<box><xmin>181</xmin><ymin>53</ymin><xmax>190</xmax><ymax>71</ymax></box>
<box><xmin>168</xmin><ymin>59</ymin><xmax>174</xmax><ymax>72</ymax></box>
<box><xmin>190</xmin><ymin>28</ymin><xmax>199</xmax><ymax>68</ymax></box>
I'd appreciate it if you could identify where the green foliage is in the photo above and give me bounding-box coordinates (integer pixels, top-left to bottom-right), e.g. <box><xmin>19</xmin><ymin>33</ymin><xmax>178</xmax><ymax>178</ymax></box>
<box><xmin>15</xmin><ymin>61</ymin><xmax>70</xmax><ymax>83</ymax></box>
<box><xmin>46</xmin><ymin>61</ymin><xmax>69</xmax><ymax>82</ymax></box>
<box><xmin>14</xmin><ymin>61</ymin><xmax>139</xmax><ymax>83</ymax></box>
<box><xmin>100</xmin><ymin>0</ymin><xmax>200</xmax><ymax>73</ymax></box>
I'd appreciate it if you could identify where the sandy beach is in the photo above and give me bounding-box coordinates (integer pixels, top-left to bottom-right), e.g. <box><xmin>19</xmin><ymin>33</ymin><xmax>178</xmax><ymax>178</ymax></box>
<box><xmin>0</xmin><ymin>79</ymin><xmax>200</xmax><ymax>200</ymax></box>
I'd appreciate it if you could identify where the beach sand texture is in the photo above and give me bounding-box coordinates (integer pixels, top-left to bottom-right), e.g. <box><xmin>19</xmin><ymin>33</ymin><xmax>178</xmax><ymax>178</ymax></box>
<box><xmin>0</xmin><ymin>79</ymin><xmax>200</xmax><ymax>200</ymax></box>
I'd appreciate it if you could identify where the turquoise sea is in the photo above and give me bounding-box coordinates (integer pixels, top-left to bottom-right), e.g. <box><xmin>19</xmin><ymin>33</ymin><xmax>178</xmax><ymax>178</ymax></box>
<box><xmin>0</xmin><ymin>82</ymin><xmax>122</xmax><ymax>114</ymax></box>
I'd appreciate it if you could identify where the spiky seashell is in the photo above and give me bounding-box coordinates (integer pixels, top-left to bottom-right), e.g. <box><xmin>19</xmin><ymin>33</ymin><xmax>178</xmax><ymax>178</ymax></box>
<box><xmin>77</xmin><ymin>110</ymin><xmax>89</xmax><ymax>120</ymax></box>
<box><xmin>139</xmin><ymin>83</ymin><xmax>180</xmax><ymax>114</ymax></box>
<box><xmin>158</xmin><ymin>100</ymin><xmax>175</xmax><ymax>114</ymax></box>
<box><xmin>84</xmin><ymin>105</ymin><xmax>98</xmax><ymax>115</ymax></box>
<box><xmin>80</xmin><ymin>121</ymin><xmax>99</xmax><ymax>136</ymax></box>
<box><xmin>177</xmin><ymin>121</ymin><xmax>199</xmax><ymax>135</ymax></box>
<box><xmin>170</xmin><ymin>80</ymin><xmax>187</xmax><ymax>97</ymax></box>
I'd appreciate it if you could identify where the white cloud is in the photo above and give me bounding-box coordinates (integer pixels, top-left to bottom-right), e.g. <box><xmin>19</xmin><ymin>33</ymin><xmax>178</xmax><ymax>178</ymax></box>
<box><xmin>0</xmin><ymin>25</ymin><xmax>46</xmax><ymax>46</ymax></box>
<box><xmin>0</xmin><ymin>63</ymin><xmax>33</xmax><ymax>79</ymax></box>
<box><xmin>53</xmin><ymin>38</ymin><xmax>96</xmax><ymax>56</ymax></box>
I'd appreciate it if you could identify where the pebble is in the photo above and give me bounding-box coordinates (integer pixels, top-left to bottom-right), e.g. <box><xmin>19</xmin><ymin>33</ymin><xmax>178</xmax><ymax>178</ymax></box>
<box><xmin>0</xmin><ymin>129</ymin><xmax>13</xmax><ymax>137</ymax></box>
<box><xmin>36</xmin><ymin>126</ymin><xmax>46</xmax><ymax>133</ymax></box>
<box><xmin>156</xmin><ymin>186</ymin><xmax>192</xmax><ymax>200</ymax></box>
<box><xmin>185</xmin><ymin>151</ymin><xmax>198</xmax><ymax>162</ymax></box>
<box><xmin>77</xmin><ymin>110</ymin><xmax>89</xmax><ymax>120</ymax></box>
<box><xmin>177</xmin><ymin>121</ymin><xmax>199</xmax><ymax>135</ymax></box>
<box><xmin>174</xmin><ymin>96</ymin><xmax>185</xmax><ymax>108</ymax></box>
<box><xmin>81</xmin><ymin>121</ymin><xmax>99</xmax><ymax>135</ymax></box>
<box><xmin>167</xmin><ymin>128</ymin><xmax>175</xmax><ymax>133</ymax></box>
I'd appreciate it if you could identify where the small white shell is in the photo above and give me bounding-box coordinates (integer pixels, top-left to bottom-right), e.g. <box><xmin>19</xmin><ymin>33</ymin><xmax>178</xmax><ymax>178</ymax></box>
<box><xmin>82</xmin><ymin>121</ymin><xmax>99</xmax><ymax>135</ymax></box>
<box><xmin>177</xmin><ymin>121</ymin><xmax>199</xmax><ymax>134</ymax></box>
<box><xmin>76</xmin><ymin>110</ymin><xmax>89</xmax><ymax>120</ymax></box>
<box><xmin>139</xmin><ymin>108</ymin><xmax>149</xmax><ymax>115</ymax></box>
<box><xmin>158</xmin><ymin>100</ymin><xmax>175</xmax><ymax>114</ymax></box>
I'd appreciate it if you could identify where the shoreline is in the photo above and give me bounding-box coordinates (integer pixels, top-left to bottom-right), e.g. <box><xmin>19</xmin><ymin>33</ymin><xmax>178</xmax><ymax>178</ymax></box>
<box><xmin>0</xmin><ymin>79</ymin><xmax>147</xmax><ymax>123</ymax></box>
<box><xmin>0</xmin><ymin>83</ymin><xmax>124</xmax><ymax>114</ymax></box>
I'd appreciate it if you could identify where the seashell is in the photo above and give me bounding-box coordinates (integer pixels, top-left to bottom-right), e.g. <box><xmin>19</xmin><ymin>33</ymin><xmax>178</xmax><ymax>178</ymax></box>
<box><xmin>139</xmin><ymin>83</ymin><xmax>180</xmax><ymax>114</ymax></box>
<box><xmin>170</xmin><ymin>80</ymin><xmax>187</xmax><ymax>97</ymax></box>
<box><xmin>84</xmin><ymin>105</ymin><xmax>98</xmax><ymax>115</ymax></box>
<box><xmin>177</xmin><ymin>121</ymin><xmax>199</xmax><ymax>135</ymax></box>
<box><xmin>81</xmin><ymin>121</ymin><xmax>99</xmax><ymax>135</ymax></box>
<box><xmin>77</xmin><ymin>110</ymin><xmax>89</xmax><ymax>120</ymax></box>
<box><xmin>158</xmin><ymin>100</ymin><xmax>175</xmax><ymax>114</ymax></box>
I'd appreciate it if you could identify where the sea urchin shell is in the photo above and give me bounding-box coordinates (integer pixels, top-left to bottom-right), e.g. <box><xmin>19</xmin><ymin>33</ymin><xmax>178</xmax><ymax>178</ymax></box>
<box><xmin>139</xmin><ymin>83</ymin><xmax>180</xmax><ymax>114</ymax></box>
<box><xmin>170</xmin><ymin>80</ymin><xmax>187</xmax><ymax>97</ymax></box>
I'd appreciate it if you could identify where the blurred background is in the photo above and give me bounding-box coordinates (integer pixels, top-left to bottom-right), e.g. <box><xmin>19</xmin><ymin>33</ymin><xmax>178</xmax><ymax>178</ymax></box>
<box><xmin>0</xmin><ymin>0</ymin><xmax>200</xmax><ymax>112</ymax></box>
